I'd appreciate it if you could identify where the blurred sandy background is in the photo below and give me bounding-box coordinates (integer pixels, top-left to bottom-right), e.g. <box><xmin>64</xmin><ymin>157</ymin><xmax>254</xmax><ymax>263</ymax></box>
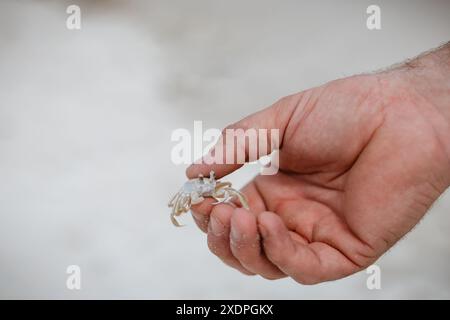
<box><xmin>0</xmin><ymin>0</ymin><xmax>449</xmax><ymax>299</ymax></box>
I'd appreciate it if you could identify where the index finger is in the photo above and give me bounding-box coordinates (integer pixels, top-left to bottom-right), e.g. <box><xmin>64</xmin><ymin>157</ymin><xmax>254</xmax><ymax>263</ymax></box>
<box><xmin>186</xmin><ymin>94</ymin><xmax>300</xmax><ymax>180</ymax></box>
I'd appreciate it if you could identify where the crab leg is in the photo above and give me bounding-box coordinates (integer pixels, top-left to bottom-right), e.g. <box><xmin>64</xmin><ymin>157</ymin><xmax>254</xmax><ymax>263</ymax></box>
<box><xmin>168</xmin><ymin>191</ymin><xmax>181</xmax><ymax>207</ymax></box>
<box><xmin>171</xmin><ymin>214</ymin><xmax>183</xmax><ymax>227</ymax></box>
<box><xmin>171</xmin><ymin>197</ymin><xmax>181</xmax><ymax>226</ymax></box>
<box><xmin>175</xmin><ymin>194</ymin><xmax>188</xmax><ymax>215</ymax></box>
<box><xmin>171</xmin><ymin>195</ymin><xmax>187</xmax><ymax>227</ymax></box>
<box><xmin>179</xmin><ymin>195</ymin><xmax>191</xmax><ymax>213</ymax></box>
<box><xmin>216</xmin><ymin>182</ymin><xmax>231</xmax><ymax>189</ymax></box>
<box><xmin>212</xmin><ymin>185</ymin><xmax>249</xmax><ymax>209</ymax></box>
<box><xmin>210</xmin><ymin>182</ymin><xmax>232</xmax><ymax>204</ymax></box>
<box><xmin>174</xmin><ymin>195</ymin><xmax>184</xmax><ymax>216</ymax></box>
<box><xmin>169</xmin><ymin>170</ymin><xmax>249</xmax><ymax>227</ymax></box>
<box><xmin>223</xmin><ymin>187</ymin><xmax>250</xmax><ymax>210</ymax></box>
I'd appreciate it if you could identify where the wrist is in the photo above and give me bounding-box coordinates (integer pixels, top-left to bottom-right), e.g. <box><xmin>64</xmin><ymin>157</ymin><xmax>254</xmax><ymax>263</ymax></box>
<box><xmin>402</xmin><ymin>42</ymin><xmax>450</xmax><ymax>123</ymax></box>
<box><xmin>391</xmin><ymin>43</ymin><xmax>450</xmax><ymax>161</ymax></box>
<box><xmin>379</xmin><ymin>43</ymin><xmax>450</xmax><ymax>186</ymax></box>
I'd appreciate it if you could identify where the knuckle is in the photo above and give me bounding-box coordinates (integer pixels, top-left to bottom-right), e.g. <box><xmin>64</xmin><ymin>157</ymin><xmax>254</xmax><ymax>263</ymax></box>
<box><xmin>222</xmin><ymin>121</ymin><xmax>251</xmax><ymax>135</ymax></box>
<box><xmin>274</xmin><ymin>92</ymin><xmax>302</xmax><ymax>110</ymax></box>
<box><xmin>221</xmin><ymin>124</ymin><xmax>236</xmax><ymax>136</ymax></box>
<box><xmin>274</xmin><ymin>95</ymin><xmax>293</xmax><ymax>107</ymax></box>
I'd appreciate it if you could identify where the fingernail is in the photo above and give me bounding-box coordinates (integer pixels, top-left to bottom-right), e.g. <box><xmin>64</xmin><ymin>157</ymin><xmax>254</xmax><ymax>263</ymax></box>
<box><xmin>210</xmin><ymin>217</ymin><xmax>225</xmax><ymax>236</ymax></box>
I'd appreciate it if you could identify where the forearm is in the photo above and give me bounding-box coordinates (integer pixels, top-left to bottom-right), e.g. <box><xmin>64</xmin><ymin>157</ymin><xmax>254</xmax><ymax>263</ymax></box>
<box><xmin>401</xmin><ymin>42</ymin><xmax>450</xmax><ymax>122</ymax></box>
<box><xmin>389</xmin><ymin>42</ymin><xmax>450</xmax><ymax>173</ymax></box>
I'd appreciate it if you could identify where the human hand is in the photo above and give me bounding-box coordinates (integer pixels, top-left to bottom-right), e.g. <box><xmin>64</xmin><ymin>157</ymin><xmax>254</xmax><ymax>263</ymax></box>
<box><xmin>186</xmin><ymin>44</ymin><xmax>450</xmax><ymax>284</ymax></box>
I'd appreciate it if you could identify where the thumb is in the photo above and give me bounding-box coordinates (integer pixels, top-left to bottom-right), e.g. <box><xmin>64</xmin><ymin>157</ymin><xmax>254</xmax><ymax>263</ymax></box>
<box><xmin>186</xmin><ymin>93</ymin><xmax>300</xmax><ymax>179</ymax></box>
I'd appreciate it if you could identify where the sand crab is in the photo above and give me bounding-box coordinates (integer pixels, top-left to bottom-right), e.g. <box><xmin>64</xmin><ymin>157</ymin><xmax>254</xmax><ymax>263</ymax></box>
<box><xmin>168</xmin><ymin>171</ymin><xmax>249</xmax><ymax>227</ymax></box>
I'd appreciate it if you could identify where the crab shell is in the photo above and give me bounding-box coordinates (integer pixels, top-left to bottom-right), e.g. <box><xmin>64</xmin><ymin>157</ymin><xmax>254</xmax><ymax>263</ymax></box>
<box><xmin>168</xmin><ymin>171</ymin><xmax>249</xmax><ymax>227</ymax></box>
